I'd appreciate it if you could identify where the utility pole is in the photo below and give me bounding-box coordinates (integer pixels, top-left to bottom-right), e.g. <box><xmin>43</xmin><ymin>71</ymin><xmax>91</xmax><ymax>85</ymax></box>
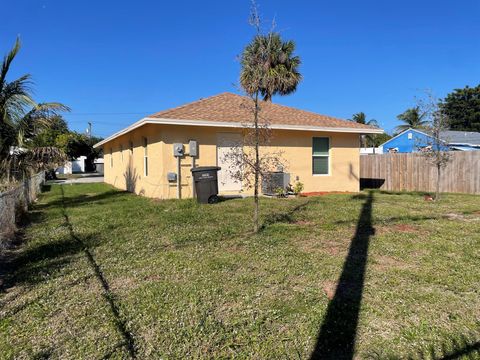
<box><xmin>87</xmin><ymin>122</ymin><xmax>92</xmax><ymax>142</ymax></box>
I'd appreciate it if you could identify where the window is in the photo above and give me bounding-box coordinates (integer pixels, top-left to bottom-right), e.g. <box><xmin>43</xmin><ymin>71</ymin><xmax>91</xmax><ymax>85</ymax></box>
<box><xmin>312</xmin><ymin>137</ymin><xmax>329</xmax><ymax>175</ymax></box>
<box><xmin>120</xmin><ymin>144</ymin><xmax>124</xmax><ymax>163</ymax></box>
<box><xmin>110</xmin><ymin>148</ymin><xmax>113</xmax><ymax>168</ymax></box>
<box><xmin>143</xmin><ymin>137</ymin><xmax>148</xmax><ymax>176</ymax></box>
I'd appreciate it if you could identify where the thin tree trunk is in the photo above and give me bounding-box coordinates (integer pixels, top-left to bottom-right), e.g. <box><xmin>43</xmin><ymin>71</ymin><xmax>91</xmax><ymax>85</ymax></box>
<box><xmin>253</xmin><ymin>91</ymin><xmax>260</xmax><ymax>233</ymax></box>
<box><xmin>435</xmin><ymin>163</ymin><xmax>441</xmax><ymax>201</ymax></box>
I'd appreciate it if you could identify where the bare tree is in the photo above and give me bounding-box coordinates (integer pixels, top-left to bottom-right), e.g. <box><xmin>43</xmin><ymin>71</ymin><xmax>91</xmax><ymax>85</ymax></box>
<box><xmin>227</xmin><ymin>2</ymin><xmax>301</xmax><ymax>232</ymax></box>
<box><xmin>416</xmin><ymin>92</ymin><xmax>451</xmax><ymax>201</ymax></box>
<box><xmin>222</xmin><ymin>108</ymin><xmax>287</xmax><ymax>231</ymax></box>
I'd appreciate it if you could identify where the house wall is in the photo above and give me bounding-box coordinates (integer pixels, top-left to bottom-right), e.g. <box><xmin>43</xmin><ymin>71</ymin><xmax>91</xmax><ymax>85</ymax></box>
<box><xmin>381</xmin><ymin>129</ymin><xmax>434</xmax><ymax>153</ymax></box>
<box><xmin>102</xmin><ymin>124</ymin><xmax>361</xmax><ymax>198</ymax></box>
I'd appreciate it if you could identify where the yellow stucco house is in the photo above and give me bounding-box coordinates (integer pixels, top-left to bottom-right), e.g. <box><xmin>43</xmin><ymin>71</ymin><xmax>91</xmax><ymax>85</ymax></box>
<box><xmin>94</xmin><ymin>92</ymin><xmax>382</xmax><ymax>199</ymax></box>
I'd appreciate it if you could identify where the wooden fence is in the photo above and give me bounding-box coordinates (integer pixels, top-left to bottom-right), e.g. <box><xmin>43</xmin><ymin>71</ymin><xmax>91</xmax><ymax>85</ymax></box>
<box><xmin>360</xmin><ymin>152</ymin><xmax>480</xmax><ymax>194</ymax></box>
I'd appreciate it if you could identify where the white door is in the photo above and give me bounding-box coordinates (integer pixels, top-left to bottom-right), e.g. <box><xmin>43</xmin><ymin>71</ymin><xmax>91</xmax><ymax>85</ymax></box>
<box><xmin>217</xmin><ymin>133</ymin><xmax>243</xmax><ymax>192</ymax></box>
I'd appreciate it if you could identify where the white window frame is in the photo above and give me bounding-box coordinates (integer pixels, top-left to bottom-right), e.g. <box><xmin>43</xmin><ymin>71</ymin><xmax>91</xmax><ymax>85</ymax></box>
<box><xmin>312</xmin><ymin>137</ymin><xmax>330</xmax><ymax>176</ymax></box>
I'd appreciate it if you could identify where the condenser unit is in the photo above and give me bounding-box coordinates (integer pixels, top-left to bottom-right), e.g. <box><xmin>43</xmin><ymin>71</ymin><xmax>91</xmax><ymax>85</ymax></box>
<box><xmin>261</xmin><ymin>172</ymin><xmax>290</xmax><ymax>195</ymax></box>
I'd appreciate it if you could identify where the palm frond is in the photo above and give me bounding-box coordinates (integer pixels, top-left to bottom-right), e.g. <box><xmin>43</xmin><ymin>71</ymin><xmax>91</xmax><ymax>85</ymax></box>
<box><xmin>240</xmin><ymin>32</ymin><xmax>302</xmax><ymax>101</ymax></box>
<box><xmin>0</xmin><ymin>73</ymin><xmax>35</xmax><ymax>125</ymax></box>
<box><xmin>0</xmin><ymin>37</ymin><xmax>22</xmax><ymax>87</ymax></box>
<box><xmin>16</xmin><ymin>102</ymin><xmax>71</xmax><ymax>147</ymax></box>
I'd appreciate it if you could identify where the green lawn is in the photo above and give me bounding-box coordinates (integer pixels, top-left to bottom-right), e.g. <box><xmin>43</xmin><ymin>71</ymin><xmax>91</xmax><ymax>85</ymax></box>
<box><xmin>0</xmin><ymin>183</ymin><xmax>479</xmax><ymax>359</ymax></box>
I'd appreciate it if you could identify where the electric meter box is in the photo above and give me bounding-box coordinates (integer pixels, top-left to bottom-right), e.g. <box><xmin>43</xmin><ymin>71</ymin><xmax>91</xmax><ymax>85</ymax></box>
<box><xmin>173</xmin><ymin>143</ymin><xmax>184</xmax><ymax>157</ymax></box>
<box><xmin>189</xmin><ymin>140</ymin><xmax>198</xmax><ymax>157</ymax></box>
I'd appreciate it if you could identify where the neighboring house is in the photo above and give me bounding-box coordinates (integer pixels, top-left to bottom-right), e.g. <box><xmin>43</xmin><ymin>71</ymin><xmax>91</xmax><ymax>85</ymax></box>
<box><xmin>442</xmin><ymin>130</ymin><xmax>480</xmax><ymax>151</ymax></box>
<box><xmin>56</xmin><ymin>156</ymin><xmax>87</xmax><ymax>174</ymax></box>
<box><xmin>94</xmin><ymin>158</ymin><xmax>104</xmax><ymax>175</ymax></box>
<box><xmin>360</xmin><ymin>147</ymin><xmax>383</xmax><ymax>155</ymax></box>
<box><xmin>380</xmin><ymin>128</ymin><xmax>480</xmax><ymax>153</ymax></box>
<box><xmin>94</xmin><ymin>92</ymin><xmax>382</xmax><ymax>199</ymax></box>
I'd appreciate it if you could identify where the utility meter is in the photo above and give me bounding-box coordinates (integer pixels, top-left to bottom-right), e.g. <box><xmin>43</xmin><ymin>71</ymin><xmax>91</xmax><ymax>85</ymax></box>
<box><xmin>189</xmin><ymin>140</ymin><xmax>198</xmax><ymax>157</ymax></box>
<box><xmin>173</xmin><ymin>143</ymin><xmax>184</xmax><ymax>157</ymax></box>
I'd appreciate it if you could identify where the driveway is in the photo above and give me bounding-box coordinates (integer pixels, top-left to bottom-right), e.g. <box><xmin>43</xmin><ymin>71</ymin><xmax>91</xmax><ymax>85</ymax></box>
<box><xmin>50</xmin><ymin>173</ymin><xmax>104</xmax><ymax>184</ymax></box>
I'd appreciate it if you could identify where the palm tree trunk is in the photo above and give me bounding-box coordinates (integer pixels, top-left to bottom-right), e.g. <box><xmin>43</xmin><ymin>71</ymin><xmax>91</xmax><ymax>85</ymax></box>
<box><xmin>253</xmin><ymin>91</ymin><xmax>260</xmax><ymax>233</ymax></box>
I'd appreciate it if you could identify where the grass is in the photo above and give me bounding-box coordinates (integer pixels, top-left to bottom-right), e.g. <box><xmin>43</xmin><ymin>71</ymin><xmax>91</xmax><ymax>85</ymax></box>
<box><xmin>55</xmin><ymin>173</ymin><xmax>93</xmax><ymax>180</ymax></box>
<box><xmin>0</xmin><ymin>183</ymin><xmax>479</xmax><ymax>359</ymax></box>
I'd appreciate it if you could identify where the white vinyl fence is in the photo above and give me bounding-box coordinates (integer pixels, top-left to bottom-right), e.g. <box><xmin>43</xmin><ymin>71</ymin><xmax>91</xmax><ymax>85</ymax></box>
<box><xmin>0</xmin><ymin>172</ymin><xmax>45</xmax><ymax>246</ymax></box>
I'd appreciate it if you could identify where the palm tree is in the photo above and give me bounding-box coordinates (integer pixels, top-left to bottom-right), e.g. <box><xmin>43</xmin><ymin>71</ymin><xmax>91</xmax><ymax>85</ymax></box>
<box><xmin>350</xmin><ymin>112</ymin><xmax>379</xmax><ymax>149</ymax></box>
<box><xmin>240</xmin><ymin>32</ymin><xmax>302</xmax><ymax>101</ymax></box>
<box><xmin>0</xmin><ymin>38</ymin><xmax>69</xmax><ymax>180</ymax></box>
<box><xmin>0</xmin><ymin>38</ymin><xmax>35</xmax><ymax>158</ymax></box>
<box><xmin>395</xmin><ymin>106</ymin><xmax>429</xmax><ymax>133</ymax></box>
<box><xmin>239</xmin><ymin>30</ymin><xmax>302</xmax><ymax>232</ymax></box>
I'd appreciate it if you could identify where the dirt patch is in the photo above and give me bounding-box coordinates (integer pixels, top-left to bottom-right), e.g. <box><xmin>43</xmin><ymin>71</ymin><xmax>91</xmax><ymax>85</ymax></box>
<box><xmin>374</xmin><ymin>255</ymin><xmax>413</xmax><ymax>271</ymax></box>
<box><xmin>376</xmin><ymin>224</ymin><xmax>421</xmax><ymax>235</ymax></box>
<box><xmin>445</xmin><ymin>213</ymin><xmax>465</xmax><ymax>220</ymax></box>
<box><xmin>444</xmin><ymin>213</ymin><xmax>480</xmax><ymax>222</ymax></box>
<box><xmin>294</xmin><ymin>220</ymin><xmax>315</xmax><ymax>226</ymax></box>
<box><xmin>324</xmin><ymin>246</ymin><xmax>342</xmax><ymax>256</ymax></box>
<box><xmin>225</xmin><ymin>244</ymin><xmax>245</xmax><ymax>254</ymax></box>
<box><xmin>110</xmin><ymin>276</ymin><xmax>138</xmax><ymax>291</ymax></box>
<box><xmin>323</xmin><ymin>281</ymin><xmax>336</xmax><ymax>300</ymax></box>
<box><xmin>301</xmin><ymin>191</ymin><xmax>353</xmax><ymax>197</ymax></box>
<box><xmin>393</xmin><ymin>224</ymin><xmax>419</xmax><ymax>233</ymax></box>
<box><xmin>296</xmin><ymin>237</ymin><xmax>347</xmax><ymax>256</ymax></box>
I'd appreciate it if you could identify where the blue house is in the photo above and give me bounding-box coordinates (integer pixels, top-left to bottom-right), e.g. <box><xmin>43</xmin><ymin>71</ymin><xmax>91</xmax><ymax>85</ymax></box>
<box><xmin>380</xmin><ymin>128</ymin><xmax>480</xmax><ymax>153</ymax></box>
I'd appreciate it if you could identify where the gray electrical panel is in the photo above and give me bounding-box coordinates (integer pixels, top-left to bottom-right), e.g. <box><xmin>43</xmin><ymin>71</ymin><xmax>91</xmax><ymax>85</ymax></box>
<box><xmin>167</xmin><ymin>172</ymin><xmax>177</xmax><ymax>182</ymax></box>
<box><xmin>189</xmin><ymin>140</ymin><xmax>198</xmax><ymax>157</ymax></box>
<box><xmin>173</xmin><ymin>143</ymin><xmax>184</xmax><ymax>157</ymax></box>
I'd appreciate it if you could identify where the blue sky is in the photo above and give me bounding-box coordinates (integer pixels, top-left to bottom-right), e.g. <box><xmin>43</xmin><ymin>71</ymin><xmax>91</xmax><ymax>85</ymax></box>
<box><xmin>2</xmin><ymin>0</ymin><xmax>479</xmax><ymax>137</ymax></box>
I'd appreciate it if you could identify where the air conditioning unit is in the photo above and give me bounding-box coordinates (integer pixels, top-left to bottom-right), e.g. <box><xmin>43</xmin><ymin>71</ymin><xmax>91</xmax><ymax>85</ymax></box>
<box><xmin>261</xmin><ymin>172</ymin><xmax>290</xmax><ymax>195</ymax></box>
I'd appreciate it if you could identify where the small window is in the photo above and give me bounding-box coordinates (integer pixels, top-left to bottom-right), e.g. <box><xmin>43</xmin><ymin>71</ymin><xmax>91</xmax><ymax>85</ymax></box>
<box><xmin>110</xmin><ymin>148</ymin><xmax>113</xmax><ymax>168</ymax></box>
<box><xmin>408</xmin><ymin>132</ymin><xmax>413</xmax><ymax>140</ymax></box>
<box><xmin>312</xmin><ymin>137</ymin><xmax>329</xmax><ymax>175</ymax></box>
<box><xmin>143</xmin><ymin>137</ymin><xmax>148</xmax><ymax>176</ymax></box>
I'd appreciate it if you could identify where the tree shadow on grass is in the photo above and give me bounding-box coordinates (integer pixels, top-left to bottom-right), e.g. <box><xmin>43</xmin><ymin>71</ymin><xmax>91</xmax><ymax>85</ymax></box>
<box><xmin>372</xmin><ymin>333</ymin><xmax>480</xmax><ymax>359</ymax></box>
<box><xmin>310</xmin><ymin>191</ymin><xmax>375</xmax><ymax>359</ymax></box>
<box><xmin>260</xmin><ymin>200</ymin><xmax>311</xmax><ymax>230</ymax></box>
<box><xmin>58</xmin><ymin>185</ymin><xmax>137</xmax><ymax>359</ymax></box>
<box><xmin>1</xmin><ymin>185</ymin><xmax>137</xmax><ymax>359</ymax></box>
<box><xmin>435</xmin><ymin>339</ymin><xmax>480</xmax><ymax>360</ymax></box>
<box><xmin>34</xmin><ymin>189</ymin><xmax>126</xmax><ymax>210</ymax></box>
<box><xmin>0</xmin><ymin>207</ymin><xmax>95</xmax><ymax>294</ymax></box>
<box><xmin>2</xmin><ymin>235</ymin><xmax>95</xmax><ymax>289</ymax></box>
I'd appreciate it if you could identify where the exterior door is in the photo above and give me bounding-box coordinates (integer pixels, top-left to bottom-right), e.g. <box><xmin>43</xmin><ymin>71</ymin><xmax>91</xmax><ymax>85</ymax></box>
<box><xmin>217</xmin><ymin>133</ymin><xmax>243</xmax><ymax>192</ymax></box>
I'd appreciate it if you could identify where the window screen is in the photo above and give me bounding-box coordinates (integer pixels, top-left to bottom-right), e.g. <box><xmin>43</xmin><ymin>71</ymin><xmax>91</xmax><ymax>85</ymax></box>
<box><xmin>312</xmin><ymin>137</ymin><xmax>329</xmax><ymax>175</ymax></box>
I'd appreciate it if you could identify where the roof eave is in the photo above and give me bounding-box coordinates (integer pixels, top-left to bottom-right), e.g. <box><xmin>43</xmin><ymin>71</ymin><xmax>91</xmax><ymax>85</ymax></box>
<box><xmin>94</xmin><ymin>117</ymin><xmax>383</xmax><ymax>148</ymax></box>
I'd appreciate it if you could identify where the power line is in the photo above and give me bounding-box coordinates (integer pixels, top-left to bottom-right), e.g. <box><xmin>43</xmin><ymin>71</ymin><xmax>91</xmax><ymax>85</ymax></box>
<box><xmin>66</xmin><ymin>119</ymin><xmax>132</xmax><ymax>124</ymax></box>
<box><xmin>66</xmin><ymin>112</ymin><xmax>155</xmax><ymax>116</ymax></box>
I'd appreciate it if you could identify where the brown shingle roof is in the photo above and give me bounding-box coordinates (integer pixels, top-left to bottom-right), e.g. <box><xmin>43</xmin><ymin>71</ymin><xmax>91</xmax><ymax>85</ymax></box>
<box><xmin>148</xmin><ymin>92</ymin><xmax>376</xmax><ymax>130</ymax></box>
<box><xmin>94</xmin><ymin>92</ymin><xmax>382</xmax><ymax>148</ymax></box>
